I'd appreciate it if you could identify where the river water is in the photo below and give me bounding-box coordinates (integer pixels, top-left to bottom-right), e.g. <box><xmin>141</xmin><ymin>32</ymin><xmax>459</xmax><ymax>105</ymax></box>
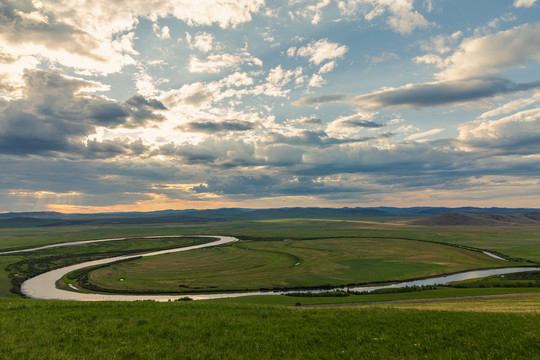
<box><xmin>17</xmin><ymin>235</ymin><xmax>540</xmax><ymax>302</ymax></box>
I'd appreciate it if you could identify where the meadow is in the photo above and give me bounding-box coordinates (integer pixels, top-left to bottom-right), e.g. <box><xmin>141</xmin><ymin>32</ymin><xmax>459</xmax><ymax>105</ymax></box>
<box><xmin>85</xmin><ymin>236</ymin><xmax>517</xmax><ymax>294</ymax></box>
<box><xmin>0</xmin><ymin>217</ymin><xmax>539</xmax><ymax>359</ymax></box>
<box><xmin>1</xmin><ymin>218</ymin><xmax>539</xmax><ymax>298</ymax></box>
<box><xmin>0</xmin><ymin>297</ymin><xmax>539</xmax><ymax>359</ymax></box>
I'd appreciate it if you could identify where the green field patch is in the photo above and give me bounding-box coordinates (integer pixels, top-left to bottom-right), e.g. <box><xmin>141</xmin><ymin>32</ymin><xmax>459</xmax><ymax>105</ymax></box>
<box><xmin>84</xmin><ymin>237</ymin><xmax>514</xmax><ymax>294</ymax></box>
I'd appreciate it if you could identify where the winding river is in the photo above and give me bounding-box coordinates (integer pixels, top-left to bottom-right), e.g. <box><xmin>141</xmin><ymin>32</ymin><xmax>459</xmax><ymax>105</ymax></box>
<box><xmin>9</xmin><ymin>235</ymin><xmax>540</xmax><ymax>302</ymax></box>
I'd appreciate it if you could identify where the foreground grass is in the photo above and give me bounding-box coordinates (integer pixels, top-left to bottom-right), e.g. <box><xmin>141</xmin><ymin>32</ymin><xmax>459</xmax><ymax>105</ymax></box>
<box><xmin>0</xmin><ymin>298</ymin><xmax>538</xmax><ymax>359</ymax></box>
<box><xmin>375</xmin><ymin>295</ymin><xmax>540</xmax><ymax>313</ymax></box>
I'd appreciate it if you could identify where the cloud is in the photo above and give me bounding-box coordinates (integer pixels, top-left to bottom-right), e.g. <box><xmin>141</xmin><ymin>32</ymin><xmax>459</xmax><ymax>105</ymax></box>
<box><xmin>249</xmin><ymin>65</ymin><xmax>303</xmax><ymax>97</ymax></box>
<box><xmin>458</xmin><ymin>107</ymin><xmax>540</xmax><ymax>155</ymax></box>
<box><xmin>293</xmin><ymin>93</ymin><xmax>351</xmax><ymax>106</ymax></box>
<box><xmin>160</xmin><ymin>137</ymin><xmax>257</xmax><ymax>167</ymax></box>
<box><xmin>285</xmin><ymin>116</ymin><xmax>324</xmax><ymax>126</ymax></box>
<box><xmin>330</xmin><ymin>114</ymin><xmax>385</xmax><ymax>128</ymax></box>
<box><xmin>0</xmin><ymin>2</ymin><xmax>102</xmax><ymax>60</ymax></box>
<box><xmin>419</xmin><ymin>31</ymin><xmax>463</xmax><ymax>54</ymax></box>
<box><xmin>0</xmin><ymin>69</ymin><xmax>164</xmax><ymax>156</ymax></box>
<box><xmin>337</xmin><ymin>0</ymin><xmax>432</xmax><ymax>35</ymax></box>
<box><xmin>308</xmin><ymin>73</ymin><xmax>325</xmax><ymax>87</ymax></box>
<box><xmin>192</xmin><ymin>175</ymin><xmax>276</xmax><ymax>195</ymax></box>
<box><xmin>177</xmin><ymin>120</ymin><xmax>255</xmax><ymax>134</ymax></box>
<box><xmin>188</xmin><ymin>52</ymin><xmax>262</xmax><ymax>73</ymax></box>
<box><xmin>318</xmin><ymin>61</ymin><xmax>336</xmax><ymax>74</ymax></box>
<box><xmin>0</xmin><ymin>1</ymin><xmax>138</xmax><ymax>75</ymax></box>
<box><xmin>187</xmin><ymin>32</ymin><xmax>215</xmax><ymax>52</ymax></box>
<box><xmin>479</xmin><ymin>91</ymin><xmax>540</xmax><ymax>119</ymax></box>
<box><xmin>160</xmin><ymin>72</ymin><xmax>258</xmax><ymax>112</ymax></box>
<box><xmin>295</xmin><ymin>78</ymin><xmax>540</xmax><ymax>110</ymax></box>
<box><xmin>326</xmin><ymin>113</ymin><xmax>384</xmax><ymax>137</ymax></box>
<box><xmin>352</xmin><ymin>78</ymin><xmax>540</xmax><ymax>110</ymax></box>
<box><xmin>153</xmin><ymin>24</ymin><xmax>170</xmax><ymax>39</ymax></box>
<box><xmin>264</xmin><ymin>130</ymin><xmax>371</xmax><ymax>148</ymax></box>
<box><xmin>513</xmin><ymin>0</ymin><xmax>537</xmax><ymax>7</ymax></box>
<box><xmin>0</xmin><ymin>0</ymin><xmax>265</xmax><ymax>76</ymax></box>
<box><xmin>289</xmin><ymin>39</ymin><xmax>348</xmax><ymax>65</ymax></box>
<box><xmin>405</xmin><ymin>128</ymin><xmax>444</xmax><ymax>141</ymax></box>
<box><xmin>369</xmin><ymin>52</ymin><xmax>399</xmax><ymax>67</ymax></box>
<box><xmin>436</xmin><ymin>23</ymin><xmax>540</xmax><ymax>81</ymax></box>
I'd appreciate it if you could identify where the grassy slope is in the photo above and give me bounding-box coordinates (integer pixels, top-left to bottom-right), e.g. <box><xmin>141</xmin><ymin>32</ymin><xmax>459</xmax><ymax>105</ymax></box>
<box><xmin>87</xmin><ymin>237</ymin><xmax>517</xmax><ymax>293</ymax></box>
<box><xmin>0</xmin><ymin>298</ymin><xmax>538</xmax><ymax>360</ymax></box>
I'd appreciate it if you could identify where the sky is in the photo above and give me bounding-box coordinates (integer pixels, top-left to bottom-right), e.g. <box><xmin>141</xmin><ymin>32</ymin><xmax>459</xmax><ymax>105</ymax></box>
<box><xmin>1</xmin><ymin>0</ymin><xmax>540</xmax><ymax>213</ymax></box>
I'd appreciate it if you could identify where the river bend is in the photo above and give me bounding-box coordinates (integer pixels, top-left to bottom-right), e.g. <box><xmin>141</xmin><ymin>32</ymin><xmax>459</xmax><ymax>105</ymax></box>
<box><xmin>17</xmin><ymin>235</ymin><xmax>540</xmax><ymax>302</ymax></box>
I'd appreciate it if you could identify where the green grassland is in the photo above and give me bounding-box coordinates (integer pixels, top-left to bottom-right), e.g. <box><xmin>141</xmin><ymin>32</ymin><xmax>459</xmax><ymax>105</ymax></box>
<box><xmin>0</xmin><ymin>298</ymin><xmax>538</xmax><ymax>360</ymax></box>
<box><xmin>1</xmin><ymin>219</ymin><xmax>539</xmax><ymax>299</ymax></box>
<box><xmin>0</xmin><ymin>218</ymin><xmax>539</xmax><ymax>359</ymax></box>
<box><xmin>85</xmin><ymin>237</ymin><xmax>519</xmax><ymax>294</ymax></box>
<box><xmin>0</xmin><ymin>237</ymin><xmax>214</xmax><ymax>297</ymax></box>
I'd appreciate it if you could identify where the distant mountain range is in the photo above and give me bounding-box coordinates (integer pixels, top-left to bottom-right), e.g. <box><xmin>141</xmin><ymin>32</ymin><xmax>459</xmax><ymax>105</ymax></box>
<box><xmin>1</xmin><ymin>206</ymin><xmax>539</xmax><ymax>227</ymax></box>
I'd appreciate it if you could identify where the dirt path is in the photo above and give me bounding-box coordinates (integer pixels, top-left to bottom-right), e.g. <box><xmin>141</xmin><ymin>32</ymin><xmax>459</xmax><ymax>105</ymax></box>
<box><xmin>299</xmin><ymin>293</ymin><xmax>540</xmax><ymax>308</ymax></box>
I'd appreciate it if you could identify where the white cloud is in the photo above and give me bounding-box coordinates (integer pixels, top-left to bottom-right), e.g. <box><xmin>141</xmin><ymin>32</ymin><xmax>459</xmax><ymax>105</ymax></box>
<box><xmin>437</xmin><ymin>23</ymin><xmax>540</xmax><ymax>81</ymax></box>
<box><xmin>326</xmin><ymin>112</ymin><xmax>383</xmax><ymax>137</ymax></box>
<box><xmin>479</xmin><ymin>91</ymin><xmax>540</xmax><ymax>119</ymax></box>
<box><xmin>188</xmin><ymin>32</ymin><xmax>215</xmax><ymax>53</ymax></box>
<box><xmin>337</xmin><ymin>0</ymin><xmax>432</xmax><ymax>35</ymax></box>
<box><xmin>458</xmin><ymin>107</ymin><xmax>540</xmax><ymax>154</ymax></box>
<box><xmin>293</xmin><ymin>0</ymin><xmax>332</xmax><ymax>24</ymax></box>
<box><xmin>420</xmin><ymin>31</ymin><xmax>463</xmax><ymax>54</ymax></box>
<box><xmin>251</xmin><ymin>65</ymin><xmax>303</xmax><ymax>96</ymax></box>
<box><xmin>308</xmin><ymin>73</ymin><xmax>326</xmax><ymax>88</ymax></box>
<box><xmin>318</xmin><ymin>61</ymin><xmax>336</xmax><ymax>73</ymax></box>
<box><xmin>369</xmin><ymin>52</ymin><xmax>399</xmax><ymax>66</ymax></box>
<box><xmin>153</xmin><ymin>25</ymin><xmax>170</xmax><ymax>39</ymax></box>
<box><xmin>0</xmin><ymin>0</ymin><xmax>264</xmax><ymax>76</ymax></box>
<box><xmin>513</xmin><ymin>0</ymin><xmax>537</xmax><ymax>7</ymax></box>
<box><xmin>188</xmin><ymin>52</ymin><xmax>262</xmax><ymax>73</ymax></box>
<box><xmin>294</xmin><ymin>39</ymin><xmax>348</xmax><ymax>65</ymax></box>
<box><xmin>135</xmin><ymin>69</ymin><xmax>160</xmax><ymax>97</ymax></box>
<box><xmin>286</xmin><ymin>46</ymin><xmax>297</xmax><ymax>57</ymax></box>
<box><xmin>405</xmin><ymin>128</ymin><xmax>444</xmax><ymax>141</ymax></box>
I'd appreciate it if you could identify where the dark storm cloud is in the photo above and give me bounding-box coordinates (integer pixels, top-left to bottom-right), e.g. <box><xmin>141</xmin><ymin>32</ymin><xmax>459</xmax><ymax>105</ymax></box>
<box><xmin>0</xmin><ymin>69</ymin><xmax>163</xmax><ymax>157</ymax></box>
<box><xmin>177</xmin><ymin>119</ymin><xmax>255</xmax><ymax>134</ymax></box>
